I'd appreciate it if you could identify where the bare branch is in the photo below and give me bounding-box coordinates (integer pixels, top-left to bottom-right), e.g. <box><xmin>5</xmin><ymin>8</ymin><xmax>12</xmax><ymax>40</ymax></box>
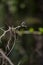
<box><xmin>0</xmin><ymin>49</ymin><xmax>14</xmax><ymax>65</ymax></box>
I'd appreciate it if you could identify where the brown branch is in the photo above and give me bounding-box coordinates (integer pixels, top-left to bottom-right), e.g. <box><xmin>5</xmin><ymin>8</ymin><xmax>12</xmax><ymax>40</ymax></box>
<box><xmin>0</xmin><ymin>49</ymin><xmax>14</xmax><ymax>65</ymax></box>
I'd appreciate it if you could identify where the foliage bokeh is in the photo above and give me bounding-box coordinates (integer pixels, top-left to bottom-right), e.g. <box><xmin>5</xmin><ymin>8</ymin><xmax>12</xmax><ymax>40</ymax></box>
<box><xmin>0</xmin><ymin>0</ymin><xmax>43</xmax><ymax>65</ymax></box>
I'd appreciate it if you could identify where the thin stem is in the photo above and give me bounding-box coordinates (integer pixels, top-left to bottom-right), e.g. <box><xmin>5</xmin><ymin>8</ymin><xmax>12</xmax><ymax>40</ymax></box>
<box><xmin>0</xmin><ymin>49</ymin><xmax>14</xmax><ymax>65</ymax></box>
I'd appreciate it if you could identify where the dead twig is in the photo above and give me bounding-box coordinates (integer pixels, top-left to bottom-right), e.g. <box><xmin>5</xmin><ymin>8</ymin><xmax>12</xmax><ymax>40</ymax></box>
<box><xmin>0</xmin><ymin>49</ymin><xmax>14</xmax><ymax>65</ymax></box>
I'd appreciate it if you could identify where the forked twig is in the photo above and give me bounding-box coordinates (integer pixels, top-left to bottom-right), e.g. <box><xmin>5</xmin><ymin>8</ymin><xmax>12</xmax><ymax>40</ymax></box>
<box><xmin>0</xmin><ymin>49</ymin><xmax>14</xmax><ymax>65</ymax></box>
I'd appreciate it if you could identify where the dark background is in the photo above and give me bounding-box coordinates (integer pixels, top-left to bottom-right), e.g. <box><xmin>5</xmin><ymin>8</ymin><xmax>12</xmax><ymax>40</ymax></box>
<box><xmin>0</xmin><ymin>0</ymin><xmax>43</xmax><ymax>28</ymax></box>
<box><xmin>0</xmin><ymin>0</ymin><xmax>43</xmax><ymax>65</ymax></box>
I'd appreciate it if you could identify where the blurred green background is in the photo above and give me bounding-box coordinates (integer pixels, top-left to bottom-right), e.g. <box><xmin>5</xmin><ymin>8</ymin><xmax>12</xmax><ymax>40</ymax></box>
<box><xmin>0</xmin><ymin>0</ymin><xmax>43</xmax><ymax>28</ymax></box>
<box><xmin>0</xmin><ymin>0</ymin><xmax>43</xmax><ymax>65</ymax></box>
